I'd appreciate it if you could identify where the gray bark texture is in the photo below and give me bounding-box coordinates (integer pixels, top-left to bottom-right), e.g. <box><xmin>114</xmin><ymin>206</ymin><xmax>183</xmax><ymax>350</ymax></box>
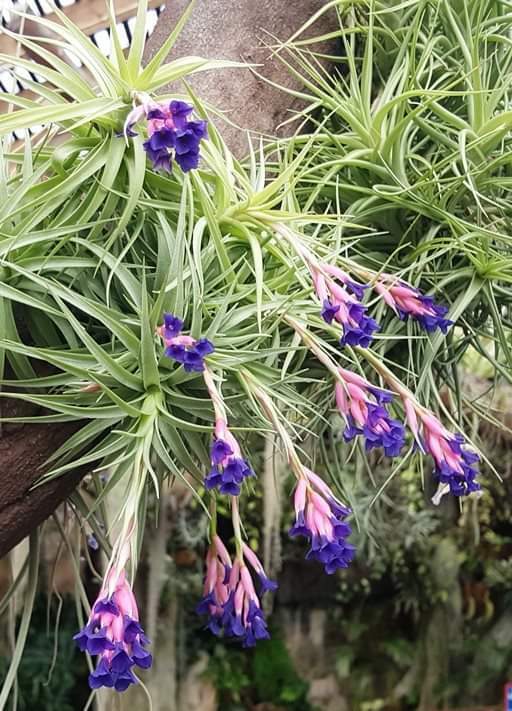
<box><xmin>143</xmin><ymin>0</ymin><xmax>336</xmax><ymax>156</ymax></box>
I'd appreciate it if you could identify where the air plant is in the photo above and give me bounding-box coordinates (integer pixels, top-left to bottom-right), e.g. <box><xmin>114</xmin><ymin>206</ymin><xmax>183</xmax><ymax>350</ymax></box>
<box><xmin>0</xmin><ymin>0</ymin><xmax>507</xmax><ymax>703</ymax></box>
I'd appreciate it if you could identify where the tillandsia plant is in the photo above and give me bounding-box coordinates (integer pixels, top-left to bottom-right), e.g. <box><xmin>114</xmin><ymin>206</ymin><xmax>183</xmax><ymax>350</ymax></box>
<box><xmin>0</xmin><ymin>0</ymin><xmax>508</xmax><ymax>703</ymax></box>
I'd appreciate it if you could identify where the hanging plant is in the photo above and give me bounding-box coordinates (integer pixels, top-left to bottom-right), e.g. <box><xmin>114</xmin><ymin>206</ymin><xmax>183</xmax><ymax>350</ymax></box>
<box><xmin>0</xmin><ymin>0</ymin><xmax>505</xmax><ymax>702</ymax></box>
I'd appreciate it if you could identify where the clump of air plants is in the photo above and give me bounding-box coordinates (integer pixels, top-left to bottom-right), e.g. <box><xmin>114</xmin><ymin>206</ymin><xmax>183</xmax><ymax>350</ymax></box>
<box><xmin>3</xmin><ymin>4</ymin><xmax>501</xmax><ymax>705</ymax></box>
<box><xmin>58</xmin><ymin>75</ymin><xmax>480</xmax><ymax>695</ymax></box>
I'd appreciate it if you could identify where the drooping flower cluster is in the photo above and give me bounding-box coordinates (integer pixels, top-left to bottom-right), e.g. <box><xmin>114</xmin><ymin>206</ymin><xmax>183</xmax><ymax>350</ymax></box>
<box><xmin>336</xmin><ymin>368</ymin><xmax>405</xmax><ymax>457</ymax></box>
<box><xmin>312</xmin><ymin>264</ymin><xmax>378</xmax><ymax>348</ymax></box>
<box><xmin>403</xmin><ymin>400</ymin><xmax>481</xmax><ymax>500</ymax></box>
<box><xmin>204</xmin><ymin>418</ymin><xmax>254</xmax><ymax>495</ymax></box>
<box><xmin>196</xmin><ymin>536</ymin><xmax>276</xmax><ymax>647</ymax></box>
<box><xmin>124</xmin><ymin>95</ymin><xmax>207</xmax><ymax>172</ymax></box>
<box><xmin>158</xmin><ymin>313</ymin><xmax>214</xmax><ymax>372</ymax></box>
<box><xmin>275</xmin><ymin>224</ymin><xmax>455</xmax><ymax>343</ymax></box>
<box><xmin>289</xmin><ymin>469</ymin><xmax>355</xmax><ymax>574</ymax></box>
<box><xmin>374</xmin><ymin>276</ymin><xmax>453</xmax><ymax>333</ymax></box>
<box><xmin>74</xmin><ymin>569</ymin><xmax>152</xmax><ymax>692</ymax></box>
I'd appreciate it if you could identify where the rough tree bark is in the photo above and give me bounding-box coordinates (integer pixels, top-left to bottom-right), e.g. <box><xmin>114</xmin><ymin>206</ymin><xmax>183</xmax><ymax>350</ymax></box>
<box><xmin>0</xmin><ymin>416</ymin><xmax>82</xmax><ymax>557</ymax></box>
<box><xmin>143</xmin><ymin>0</ymin><xmax>336</xmax><ymax>157</ymax></box>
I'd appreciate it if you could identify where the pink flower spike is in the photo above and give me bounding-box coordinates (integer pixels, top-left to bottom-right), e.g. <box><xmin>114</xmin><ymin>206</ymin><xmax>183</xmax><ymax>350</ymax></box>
<box><xmin>289</xmin><ymin>470</ymin><xmax>354</xmax><ymax>575</ymax></box>
<box><xmin>196</xmin><ymin>536</ymin><xmax>276</xmax><ymax>646</ymax></box>
<box><xmin>312</xmin><ymin>270</ymin><xmax>329</xmax><ymax>302</ymax></box>
<box><xmin>408</xmin><ymin>409</ymin><xmax>481</xmax><ymax>498</ymax></box>
<box><xmin>373</xmin><ymin>276</ymin><xmax>453</xmax><ymax>333</ymax></box>
<box><xmin>374</xmin><ymin>282</ymin><xmax>399</xmax><ymax>312</ymax></box>
<box><xmin>403</xmin><ymin>398</ymin><xmax>422</xmax><ymax>448</ymax></box>
<box><xmin>73</xmin><ymin>566</ymin><xmax>152</xmax><ymax>692</ymax></box>
<box><xmin>240</xmin><ymin>566</ymin><xmax>257</xmax><ymax>599</ymax></box>
<box><xmin>335</xmin><ymin>381</ymin><xmax>349</xmax><ymax>417</ymax></box>
<box><xmin>213</xmin><ymin>535</ymin><xmax>232</xmax><ymax>568</ymax></box>
<box><xmin>294</xmin><ymin>477</ymin><xmax>308</xmax><ymax>512</ymax></box>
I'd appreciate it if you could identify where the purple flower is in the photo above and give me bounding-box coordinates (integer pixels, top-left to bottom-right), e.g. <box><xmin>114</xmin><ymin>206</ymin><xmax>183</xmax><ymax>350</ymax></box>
<box><xmin>197</xmin><ymin>537</ymin><xmax>276</xmax><ymax>647</ymax></box>
<box><xmin>339</xmin><ymin>304</ymin><xmax>380</xmax><ymax>348</ymax></box>
<box><xmin>335</xmin><ymin>368</ymin><xmax>405</xmax><ymax>457</ymax></box>
<box><xmin>143</xmin><ymin>145</ymin><xmax>172</xmax><ymax>172</ymax></box>
<box><xmin>159</xmin><ymin>314</ymin><xmax>214</xmax><ymax>373</ymax></box>
<box><xmin>165</xmin><ymin>343</ymin><xmax>186</xmax><ymax>362</ymax></box>
<box><xmin>403</xmin><ymin>402</ymin><xmax>481</xmax><ymax>501</ymax></box>
<box><xmin>321</xmin><ymin>300</ymin><xmax>340</xmax><ymax>324</ymax></box>
<box><xmin>74</xmin><ymin>571</ymin><xmax>151</xmax><ymax>692</ymax></box>
<box><xmin>289</xmin><ymin>472</ymin><xmax>355</xmax><ymax>575</ymax></box>
<box><xmin>141</xmin><ymin>100</ymin><xmax>207</xmax><ymax>173</ymax></box>
<box><xmin>204</xmin><ymin>423</ymin><xmax>254</xmax><ymax>496</ymax></box>
<box><xmin>314</xmin><ymin>272</ymin><xmax>379</xmax><ymax>348</ymax></box>
<box><xmin>162</xmin><ymin>313</ymin><xmax>183</xmax><ymax>340</ymax></box>
<box><xmin>169</xmin><ymin>100</ymin><xmax>194</xmax><ymax>129</ymax></box>
<box><xmin>145</xmin><ymin>128</ymin><xmax>176</xmax><ymax>151</ymax></box>
<box><xmin>344</xmin><ymin>278</ymin><xmax>367</xmax><ymax>301</ymax></box>
<box><xmin>374</xmin><ymin>278</ymin><xmax>453</xmax><ymax>333</ymax></box>
<box><xmin>175</xmin><ymin>149</ymin><xmax>200</xmax><ymax>172</ymax></box>
<box><xmin>211</xmin><ymin>438</ymin><xmax>233</xmax><ymax>464</ymax></box>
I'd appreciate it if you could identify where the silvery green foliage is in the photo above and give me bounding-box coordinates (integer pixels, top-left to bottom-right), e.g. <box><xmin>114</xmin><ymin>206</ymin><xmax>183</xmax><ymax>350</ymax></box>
<box><xmin>0</xmin><ymin>0</ymin><xmax>507</xmax><ymax>698</ymax></box>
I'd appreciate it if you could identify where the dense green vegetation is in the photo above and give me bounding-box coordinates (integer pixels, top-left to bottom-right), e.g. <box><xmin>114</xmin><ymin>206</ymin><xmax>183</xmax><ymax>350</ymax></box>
<box><xmin>1</xmin><ymin>0</ymin><xmax>511</xmax><ymax>709</ymax></box>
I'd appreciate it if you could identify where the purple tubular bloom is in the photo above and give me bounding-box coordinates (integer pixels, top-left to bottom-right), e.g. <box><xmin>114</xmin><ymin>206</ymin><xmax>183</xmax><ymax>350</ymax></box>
<box><xmin>413</xmin><ymin>296</ymin><xmax>453</xmax><ymax>333</ymax></box>
<box><xmin>335</xmin><ymin>369</ymin><xmax>405</xmax><ymax>458</ymax></box>
<box><xmin>183</xmin><ymin>348</ymin><xmax>207</xmax><ymax>372</ymax></box>
<box><xmin>194</xmin><ymin>338</ymin><xmax>215</xmax><ymax>357</ymax></box>
<box><xmin>436</xmin><ymin>450</ymin><xmax>481</xmax><ymax>497</ymax></box>
<box><xmin>289</xmin><ymin>473</ymin><xmax>355</xmax><ymax>575</ymax></box>
<box><xmin>142</xmin><ymin>100</ymin><xmax>207</xmax><ymax>173</ymax></box>
<box><xmin>146</xmin><ymin>128</ymin><xmax>176</xmax><ymax>150</ymax></box>
<box><xmin>204</xmin><ymin>425</ymin><xmax>254</xmax><ymax>495</ymax></box>
<box><xmin>74</xmin><ymin>572</ymin><xmax>152</xmax><ymax>692</ymax></box>
<box><xmin>169</xmin><ymin>100</ymin><xmax>194</xmax><ymax>128</ymax></box>
<box><xmin>143</xmin><ymin>144</ymin><xmax>172</xmax><ymax>172</ymax></box>
<box><xmin>159</xmin><ymin>314</ymin><xmax>214</xmax><ymax>373</ymax></box>
<box><xmin>175</xmin><ymin>150</ymin><xmax>200</xmax><ymax>172</ymax></box>
<box><xmin>339</xmin><ymin>305</ymin><xmax>380</xmax><ymax>348</ymax></box>
<box><xmin>344</xmin><ymin>279</ymin><xmax>368</xmax><ymax>301</ymax></box>
<box><xmin>197</xmin><ymin>538</ymin><xmax>276</xmax><ymax>647</ymax></box>
<box><xmin>321</xmin><ymin>300</ymin><xmax>340</xmax><ymax>324</ymax></box>
<box><xmin>210</xmin><ymin>438</ymin><xmax>233</xmax><ymax>464</ymax></box>
<box><xmin>204</xmin><ymin>454</ymin><xmax>253</xmax><ymax>496</ymax></box>
<box><xmin>165</xmin><ymin>343</ymin><xmax>186</xmax><ymax>362</ymax></box>
<box><xmin>162</xmin><ymin>313</ymin><xmax>183</xmax><ymax>340</ymax></box>
<box><xmin>321</xmin><ymin>299</ymin><xmax>379</xmax><ymax>348</ymax></box>
<box><xmin>374</xmin><ymin>278</ymin><xmax>453</xmax><ymax>334</ymax></box>
<box><xmin>343</xmin><ymin>403</ymin><xmax>405</xmax><ymax>458</ymax></box>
